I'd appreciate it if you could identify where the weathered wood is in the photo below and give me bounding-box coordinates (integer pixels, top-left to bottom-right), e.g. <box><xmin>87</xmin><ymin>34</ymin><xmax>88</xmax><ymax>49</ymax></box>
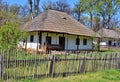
<box><xmin>0</xmin><ymin>55</ymin><xmax>3</xmax><ymax>79</ymax></box>
<box><xmin>94</xmin><ymin>54</ymin><xmax>97</xmax><ymax>71</ymax></box>
<box><xmin>49</xmin><ymin>55</ymin><xmax>54</xmax><ymax>77</ymax></box>
<box><xmin>115</xmin><ymin>54</ymin><xmax>118</xmax><ymax>69</ymax></box>
<box><xmin>80</xmin><ymin>57</ymin><xmax>86</xmax><ymax>73</ymax></box>
<box><xmin>104</xmin><ymin>54</ymin><xmax>107</xmax><ymax>70</ymax></box>
<box><xmin>2</xmin><ymin>50</ymin><xmax>120</xmax><ymax>80</ymax></box>
<box><xmin>109</xmin><ymin>54</ymin><xmax>112</xmax><ymax>69</ymax></box>
<box><xmin>118</xmin><ymin>61</ymin><xmax>120</xmax><ymax>69</ymax></box>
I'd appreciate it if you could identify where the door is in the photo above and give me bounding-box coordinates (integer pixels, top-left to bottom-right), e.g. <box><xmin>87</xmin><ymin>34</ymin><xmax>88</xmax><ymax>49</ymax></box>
<box><xmin>46</xmin><ymin>36</ymin><xmax>51</xmax><ymax>45</ymax></box>
<box><xmin>59</xmin><ymin>36</ymin><xmax>65</xmax><ymax>50</ymax></box>
<box><xmin>108</xmin><ymin>40</ymin><xmax>112</xmax><ymax>46</ymax></box>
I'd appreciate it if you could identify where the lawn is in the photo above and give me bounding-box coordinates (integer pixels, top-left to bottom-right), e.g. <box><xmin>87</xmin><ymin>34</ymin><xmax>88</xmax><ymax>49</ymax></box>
<box><xmin>2</xmin><ymin>69</ymin><xmax>120</xmax><ymax>82</ymax></box>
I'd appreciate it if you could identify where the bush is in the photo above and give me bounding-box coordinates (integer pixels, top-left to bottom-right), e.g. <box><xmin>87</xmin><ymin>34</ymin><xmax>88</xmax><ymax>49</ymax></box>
<box><xmin>0</xmin><ymin>22</ymin><xmax>26</xmax><ymax>49</ymax></box>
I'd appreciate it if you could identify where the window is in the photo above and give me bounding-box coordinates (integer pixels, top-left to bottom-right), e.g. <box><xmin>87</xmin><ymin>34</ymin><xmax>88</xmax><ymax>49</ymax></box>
<box><xmin>108</xmin><ymin>40</ymin><xmax>112</xmax><ymax>46</ymax></box>
<box><xmin>76</xmin><ymin>38</ymin><xmax>80</xmax><ymax>45</ymax></box>
<box><xmin>30</xmin><ymin>35</ymin><xmax>34</xmax><ymax>42</ymax></box>
<box><xmin>83</xmin><ymin>39</ymin><xmax>87</xmax><ymax>45</ymax></box>
<box><xmin>46</xmin><ymin>36</ymin><xmax>51</xmax><ymax>44</ymax></box>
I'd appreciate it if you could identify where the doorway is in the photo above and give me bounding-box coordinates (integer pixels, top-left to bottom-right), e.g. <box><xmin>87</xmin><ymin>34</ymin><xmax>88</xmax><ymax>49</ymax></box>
<box><xmin>59</xmin><ymin>36</ymin><xmax>65</xmax><ymax>50</ymax></box>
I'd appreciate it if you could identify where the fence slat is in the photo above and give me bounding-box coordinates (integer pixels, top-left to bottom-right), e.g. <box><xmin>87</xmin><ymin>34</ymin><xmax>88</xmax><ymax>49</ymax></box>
<box><xmin>0</xmin><ymin>55</ymin><xmax>3</xmax><ymax>79</ymax></box>
<box><xmin>1</xmin><ymin>50</ymin><xmax>120</xmax><ymax>80</ymax></box>
<box><xmin>49</xmin><ymin>55</ymin><xmax>54</xmax><ymax>77</ymax></box>
<box><xmin>80</xmin><ymin>57</ymin><xmax>86</xmax><ymax>73</ymax></box>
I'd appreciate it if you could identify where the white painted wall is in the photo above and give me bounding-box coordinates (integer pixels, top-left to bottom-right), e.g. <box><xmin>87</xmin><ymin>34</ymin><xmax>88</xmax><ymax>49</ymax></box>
<box><xmin>19</xmin><ymin>32</ymin><xmax>38</xmax><ymax>50</ymax></box>
<box><xmin>100</xmin><ymin>38</ymin><xmax>120</xmax><ymax>47</ymax></box>
<box><xmin>79</xmin><ymin>37</ymin><xmax>93</xmax><ymax>50</ymax></box>
<box><xmin>67</xmin><ymin>35</ymin><xmax>77</xmax><ymax>50</ymax></box>
<box><xmin>20</xmin><ymin>32</ymin><xmax>93</xmax><ymax>50</ymax></box>
<box><xmin>42</xmin><ymin>32</ymin><xmax>63</xmax><ymax>46</ymax></box>
<box><xmin>41</xmin><ymin>32</ymin><xmax>93</xmax><ymax>50</ymax></box>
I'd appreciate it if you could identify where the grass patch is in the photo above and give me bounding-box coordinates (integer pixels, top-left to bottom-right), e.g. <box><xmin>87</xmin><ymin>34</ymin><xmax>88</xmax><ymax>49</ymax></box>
<box><xmin>100</xmin><ymin>50</ymin><xmax>120</xmax><ymax>52</ymax></box>
<box><xmin>3</xmin><ymin>69</ymin><xmax>120</xmax><ymax>82</ymax></box>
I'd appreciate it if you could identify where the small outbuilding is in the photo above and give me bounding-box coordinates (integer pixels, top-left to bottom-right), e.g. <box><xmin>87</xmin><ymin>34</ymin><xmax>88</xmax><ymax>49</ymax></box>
<box><xmin>98</xmin><ymin>28</ymin><xmax>120</xmax><ymax>47</ymax></box>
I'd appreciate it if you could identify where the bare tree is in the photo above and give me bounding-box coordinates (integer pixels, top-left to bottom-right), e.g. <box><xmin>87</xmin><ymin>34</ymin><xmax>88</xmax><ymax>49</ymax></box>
<box><xmin>34</xmin><ymin>0</ymin><xmax>40</xmax><ymax>16</ymax></box>
<box><xmin>28</xmin><ymin>0</ymin><xmax>33</xmax><ymax>19</ymax></box>
<box><xmin>9</xmin><ymin>4</ymin><xmax>21</xmax><ymax>15</ymax></box>
<box><xmin>0</xmin><ymin>1</ymin><xmax>9</xmax><ymax>11</ymax></box>
<box><xmin>19</xmin><ymin>5</ymin><xmax>30</xmax><ymax>23</ymax></box>
<box><xmin>93</xmin><ymin>16</ymin><xmax>101</xmax><ymax>31</ymax></box>
<box><xmin>52</xmin><ymin>0</ymin><xmax>71</xmax><ymax>14</ymax></box>
<box><xmin>73</xmin><ymin>0</ymin><xmax>86</xmax><ymax>21</ymax></box>
<box><xmin>41</xmin><ymin>0</ymin><xmax>53</xmax><ymax>11</ymax></box>
<box><xmin>28</xmin><ymin>0</ymin><xmax>40</xmax><ymax>19</ymax></box>
<box><xmin>110</xmin><ymin>16</ymin><xmax>120</xmax><ymax>28</ymax></box>
<box><xmin>95</xmin><ymin>0</ymin><xmax>120</xmax><ymax>28</ymax></box>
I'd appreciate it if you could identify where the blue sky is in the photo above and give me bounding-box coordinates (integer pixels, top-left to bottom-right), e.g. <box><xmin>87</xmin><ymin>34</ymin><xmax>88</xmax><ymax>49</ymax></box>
<box><xmin>3</xmin><ymin>0</ymin><xmax>77</xmax><ymax>8</ymax></box>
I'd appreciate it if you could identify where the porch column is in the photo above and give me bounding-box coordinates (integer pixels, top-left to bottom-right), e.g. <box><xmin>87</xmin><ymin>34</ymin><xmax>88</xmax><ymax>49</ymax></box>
<box><xmin>97</xmin><ymin>37</ymin><xmax>100</xmax><ymax>51</ymax></box>
<box><xmin>25</xmin><ymin>37</ymin><xmax>27</xmax><ymax>51</ymax></box>
<box><xmin>92</xmin><ymin>38</ymin><xmax>94</xmax><ymax>50</ymax></box>
<box><xmin>67</xmin><ymin>34</ymin><xmax>68</xmax><ymax>50</ymax></box>
<box><xmin>37</xmin><ymin>31</ymin><xmax>42</xmax><ymax>53</ymax></box>
<box><xmin>76</xmin><ymin>35</ymin><xmax>79</xmax><ymax>50</ymax></box>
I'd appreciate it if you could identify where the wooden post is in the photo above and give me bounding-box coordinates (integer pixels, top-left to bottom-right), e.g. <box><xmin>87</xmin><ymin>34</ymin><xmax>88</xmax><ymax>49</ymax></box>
<box><xmin>49</xmin><ymin>55</ymin><xmax>54</xmax><ymax>77</ymax></box>
<box><xmin>76</xmin><ymin>35</ymin><xmax>79</xmax><ymax>51</ymax></box>
<box><xmin>36</xmin><ymin>32</ymin><xmax>39</xmax><ymax>53</ymax></box>
<box><xmin>67</xmin><ymin>34</ymin><xmax>68</xmax><ymax>50</ymax></box>
<box><xmin>118</xmin><ymin>62</ymin><xmax>120</xmax><ymax>69</ymax></box>
<box><xmin>80</xmin><ymin>57</ymin><xmax>86</xmax><ymax>73</ymax></box>
<box><xmin>115</xmin><ymin>54</ymin><xmax>118</xmax><ymax>69</ymax></box>
<box><xmin>109</xmin><ymin>54</ymin><xmax>112</xmax><ymax>69</ymax></box>
<box><xmin>25</xmin><ymin>37</ymin><xmax>27</xmax><ymax>51</ymax></box>
<box><xmin>36</xmin><ymin>32</ymin><xmax>42</xmax><ymax>54</ymax></box>
<box><xmin>103</xmin><ymin>55</ymin><xmax>107</xmax><ymax>70</ymax></box>
<box><xmin>0</xmin><ymin>55</ymin><xmax>3</xmax><ymax>79</ymax></box>
<box><xmin>97</xmin><ymin>38</ymin><xmax>100</xmax><ymax>51</ymax></box>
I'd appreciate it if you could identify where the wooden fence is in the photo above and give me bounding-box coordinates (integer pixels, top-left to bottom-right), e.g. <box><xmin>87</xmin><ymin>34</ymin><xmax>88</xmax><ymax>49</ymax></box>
<box><xmin>0</xmin><ymin>50</ymin><xmax>120</xmax><ymax>80</ymax></box>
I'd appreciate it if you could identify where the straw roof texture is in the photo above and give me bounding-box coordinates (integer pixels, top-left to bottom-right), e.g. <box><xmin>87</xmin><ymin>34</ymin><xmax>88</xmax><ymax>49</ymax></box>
<box><xmin>23</xmin><ymin>10</ymin><xmax>100</xmax><ymax>37</ymax></box>
<box><xmin>98</xmin><ymin>28</ymin><xmax>120</xmax><ymax>39</ymax></box>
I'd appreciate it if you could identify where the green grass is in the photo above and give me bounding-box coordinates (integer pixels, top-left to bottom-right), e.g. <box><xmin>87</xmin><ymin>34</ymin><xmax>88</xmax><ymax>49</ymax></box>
<box><xmin>100</xmin><ymin>49</ymin><xmax>120</xmax><ymax>52</ymax></box>
<box><xmin>3</xmin><ymin>69</ymin><xmax>120</xmax><ymax>82</ymax></box>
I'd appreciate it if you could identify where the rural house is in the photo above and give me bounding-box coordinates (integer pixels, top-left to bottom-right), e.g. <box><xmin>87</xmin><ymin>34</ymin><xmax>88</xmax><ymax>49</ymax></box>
<box><xmin>20</xmin><ymin>10</ymin><xmax>100</xmax><ymax>53</ymax></box>
<box><xmin>98</xmin><ymin>28</ymin><xmax>120</xmax><ymax>47</ymax></box>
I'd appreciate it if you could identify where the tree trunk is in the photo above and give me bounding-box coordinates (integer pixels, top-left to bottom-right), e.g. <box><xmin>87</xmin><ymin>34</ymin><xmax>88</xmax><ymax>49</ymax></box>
<box><xmin>90</xmin><ymin>12</ymin><xmax>93</xmax><ymax>29</ymax></box>
<box><xmin>77</xmin><ymin>11</ymin><xmax>81</xmax><ymax>22</ymax></box>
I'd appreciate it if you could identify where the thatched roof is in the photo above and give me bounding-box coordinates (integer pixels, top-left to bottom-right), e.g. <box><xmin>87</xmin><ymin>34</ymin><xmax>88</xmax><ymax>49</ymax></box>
<box><xmin>98</xmin><ymin>28</ymin><xmax>120</xmax><ymax>39</ymax></box>
<box><xmin>23</xmin><ymin>10</ymin><xmax>100</xmax><ymax>37</ymax></box>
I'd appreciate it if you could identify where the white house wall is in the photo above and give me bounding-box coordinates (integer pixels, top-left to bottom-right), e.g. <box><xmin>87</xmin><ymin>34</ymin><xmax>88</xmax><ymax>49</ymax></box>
<box><xmin>27</xmin><ymin>35</ymin><xmax>38</xmax><ymax>50</ymax></box>
<box><xmin>42</xmin><ymin>32</ymin><xmax>63</xmax><ymax>46</ymax></box>
<box><xmin>22</xmin><ymin>32</ymin><xmax>93</xmax><ymax>50</ymax></box>
<box><xmin>100</xmin><ymin>38</ymin><xmax>120</xmax><ymax>47</ymax></box>
<box><xmin>67</xmin><ymin>35</ymin><xmax>77</xmax><ymax>50</ymax></box>
<box><xmin>24</xmin><ymin>32</ymin><xmax>38</xmax><ymax>50</ymax></box>
<box><xmin>79</xmin><ymin>37</ymin><xmax>93</xmax><ymax>50</ymax></box>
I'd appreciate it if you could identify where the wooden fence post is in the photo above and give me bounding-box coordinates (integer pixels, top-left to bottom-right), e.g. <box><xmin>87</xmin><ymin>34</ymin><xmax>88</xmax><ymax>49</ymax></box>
<box><xmin>80</xmin><ymin>57</ymin><xmax>86</xmax><ymax>73</ymax></box>
<box><xmin>49</xmin><ymin>55</ymin><xmax>54</xmax><ymax>77</ymax></box>
<box><xmin>118</xmin><ymin>61</ymin><xmax>120</xmax><ymax>69</ymax></box>
<box><xmin>0</xmin><ymin>55</ymin><xmax>3</xmax><ymax>79</ymax></box>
